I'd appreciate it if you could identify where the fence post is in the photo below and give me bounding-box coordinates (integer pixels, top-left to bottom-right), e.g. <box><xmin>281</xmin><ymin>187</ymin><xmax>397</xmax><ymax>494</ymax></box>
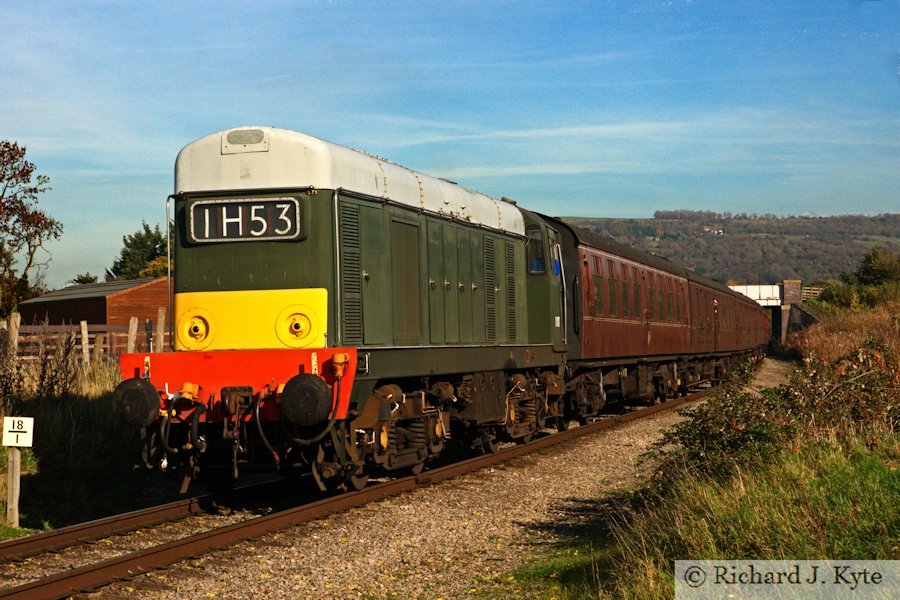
<box><xmin>127</xmin><ymin>317</ymin><xmax>138</xmax><ymax>354</ymax></box>
<box><xmin>80</xmin><ymin>321</ymin><xmax>90</xmax><ymax>365</ymax></box>
<box><xmin>93</xmin><ymin>333</ymin><xmax>105</xmax><ymax>363</ymax></box>
<box><xmin>155</xmin><ymin>307</ymin><xmax>166</xmax><ymax>353</ymax></box>
<box><xmin>8</xmin><ymin>313</ymin><xmax>20</xmax><ymax>355</ymax></box>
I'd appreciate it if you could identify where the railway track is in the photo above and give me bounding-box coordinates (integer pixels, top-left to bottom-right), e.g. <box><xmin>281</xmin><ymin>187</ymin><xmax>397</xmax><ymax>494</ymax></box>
<box><xmin>0</xmin><ymin>392</ymin><xmax>699</xmax><ymax>600</ymax></box>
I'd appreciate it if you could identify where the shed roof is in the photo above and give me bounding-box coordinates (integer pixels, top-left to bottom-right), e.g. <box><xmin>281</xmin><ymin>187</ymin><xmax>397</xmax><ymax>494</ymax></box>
<box><xmin>19</xmin><ymin>278</ymin><xmax>165</xmax><ymax>304</ymax></box>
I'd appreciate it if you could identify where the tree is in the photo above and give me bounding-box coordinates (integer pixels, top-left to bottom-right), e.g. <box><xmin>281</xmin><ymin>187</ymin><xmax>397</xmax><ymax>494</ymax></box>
<box><xmin>0</xmin><ymin>140</ymin><xmax>63</xmax><ymax>316</ymax></box>
<box><xmin>856</xmin><ymin>247</ymin><xmax>900</xmax><ymax>286</ymax></box>
<box><xmin>106</xmin><ymin>222</ymin><xmax>166</xmax><ymax>280</ymax></box>
<box><xmin>139</xmin><ymin>255</ymin><xmax>171</xmax><ymax>278</ymax></box>
<box><xmin>69</xmin><ymin>272</ymin><xmax>98</xmax><ymax>285</ymax></box>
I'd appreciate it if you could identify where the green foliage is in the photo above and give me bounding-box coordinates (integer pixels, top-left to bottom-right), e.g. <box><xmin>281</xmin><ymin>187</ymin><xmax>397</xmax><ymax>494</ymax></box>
<box><xmin>68</xmin><ymin>272</ymin><xmax>98</xmax><ymax>285</ymax></box>
<box><xmin>652</xmin><ymin>386</ymin><xmax>791</xmax><ymax>481</ymax></box>
<box><xmin>106</xmin><ymin>221</ymin><xmax>165</xmax><ymax>281</ymax></box>
<box><xmin>600</xmin><ymin>432</ymin><xmax>898</xmax><ymax>599</ymax></box>
<box><xmin>821</xmin><ymin>247</ymin><xmax>900</xmax><ymax>308</ymax></box>
<box><xmin>139</xmin><ymin>254</ymin><xmax>171</xmax><ymax>278</ymax></box>
<box><xmin>857</xmin><ymin>246</ymin><xmax>900</xmax><ymax>285</ymax></box>
<box><xmin>0</xmin><ymin>521</ymin><xmax>37</xmax><ymax>542</ymax></box>
<box><xmin>653</xmin><ymin>339</ymin><xmax>897</xmax><ymax>484</ymax></box>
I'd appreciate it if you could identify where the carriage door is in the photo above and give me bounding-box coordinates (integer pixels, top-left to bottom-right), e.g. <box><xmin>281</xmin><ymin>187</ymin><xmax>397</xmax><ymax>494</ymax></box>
<box><xmin>713</xmin><ymin>297</ymin><xmax>720</xmax><ymax>353</ymax></box>
<box><xmin>547</xmin><ymin>227</ymin><xmax>566</xmax><ymax>352</ymax></box>
<box><xmin>642</xmin><ymin>271</ymin><xmax>651</xmax><ymax>354</ymax></box>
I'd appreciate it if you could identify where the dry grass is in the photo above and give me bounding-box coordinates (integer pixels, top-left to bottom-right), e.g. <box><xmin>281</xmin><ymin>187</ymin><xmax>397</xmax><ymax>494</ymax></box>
<box><xmin>785</xmin><ymin>301</ymin><xmax>899</xmax><ymax>364</ymax></box>
<box><xmin>0</xmin><ymin>330</ymin><xmax>132</xmax><ymax>529</ymax></box>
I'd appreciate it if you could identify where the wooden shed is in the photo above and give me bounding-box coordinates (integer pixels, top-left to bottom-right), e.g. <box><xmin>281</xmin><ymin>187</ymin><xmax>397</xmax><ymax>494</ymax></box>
<box><xmin>18</xmin><ymin>277</ymin><xmax>171</xmax><ymax>327</ymax></box>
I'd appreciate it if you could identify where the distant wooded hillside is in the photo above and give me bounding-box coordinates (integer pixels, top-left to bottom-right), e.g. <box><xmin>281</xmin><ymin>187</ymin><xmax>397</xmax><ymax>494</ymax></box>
<box><xmin>562</xmin><ymin>212</ymin><xmax>900</xmax><ymax>285</ymax></box>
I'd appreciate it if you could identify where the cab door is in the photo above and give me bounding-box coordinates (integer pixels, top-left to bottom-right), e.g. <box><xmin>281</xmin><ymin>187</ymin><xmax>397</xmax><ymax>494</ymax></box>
<box><xmin>547</xmin><ymin>227</ymin><xmax>566</xmax><ymax>352</ymax></box>
<box><xmin>427</xmin><ymin>219</ymin><xmax>445</xmax><ymax>344</ymax></box>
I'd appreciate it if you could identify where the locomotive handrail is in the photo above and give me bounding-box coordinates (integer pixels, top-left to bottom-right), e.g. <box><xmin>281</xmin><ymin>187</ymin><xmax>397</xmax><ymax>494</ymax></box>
<box><xmin>165</xmin><ymin>194</ymin><xmax>174</xmax><ymax>351</ymax></box>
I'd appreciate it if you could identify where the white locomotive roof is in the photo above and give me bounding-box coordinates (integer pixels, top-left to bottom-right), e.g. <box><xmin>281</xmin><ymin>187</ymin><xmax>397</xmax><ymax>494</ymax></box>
<box><xmin>175</xmin><ymin>127</ymin><xmax>525</xmax><ymax>236</ymax></box>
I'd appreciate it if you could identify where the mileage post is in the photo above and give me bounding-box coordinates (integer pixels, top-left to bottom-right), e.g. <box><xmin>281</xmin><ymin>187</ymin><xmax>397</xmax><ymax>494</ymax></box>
<box><xmin>3</xmin><ymin>416</ymin><xmax>34</xmax><ymax>528</ymax></box>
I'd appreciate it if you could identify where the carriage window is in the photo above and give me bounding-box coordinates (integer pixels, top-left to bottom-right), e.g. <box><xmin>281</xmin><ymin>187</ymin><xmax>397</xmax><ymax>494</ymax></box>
<box><xmin>607</xmin><ymin>260</ymin><xmax>618</xmax><ymax>316</ymax></box>
<box><xmin>657</xmin><ymin>288</ymin><xmax>665</xmax><ymax>322</ymax></box>
<box><xmin>622</xmin><ymin>270</ymin><xmax>630</xmax><ymax>317</ymax></box>
<box><xmin>526</xmin><ymin>227</ymin><xmax>545</xmax><ymax>274</ymax></box>
<box><xmin>608</xmin><ymin>278</ymin><xmax>618</xmax><ymax>316</ymax></box>
<box><xmin>633</xmin><ymin>268</ymin><xmax>641</xmax><ymax>318</ymax></box>
<box><xmin>675</xmin><ymin>289</ymin><xmax>682</xmax><ymax>323</ymax></box>
<box><xmin>593</xmin><ymin>274</ymin><xmax>604</xmax><ymax>316</ymax></box>
<box><xmin>668</xmin><ymin>290</ymin><xmax>675</xmax><ymax>321</ymax></box>
<box><xmin>631</xmin><ymin>282</ymin><xmax>638</xmax><ymax>317</ymax></box>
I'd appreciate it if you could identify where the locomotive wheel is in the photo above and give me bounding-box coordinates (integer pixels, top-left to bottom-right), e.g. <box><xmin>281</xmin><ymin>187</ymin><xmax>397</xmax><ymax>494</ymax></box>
<box><xmin>515</xmin><ymin>430</ymin><xmax>535</xmax><ymax>444</ymax></box>
<box><xmin>309</xmin><ymin>446</ymin><xmax>336</xmax><ymax>492</ymax></box>
<box><xmin>346</xmin><ymin>465</ymin><xmax>369</xmax><ymax>491</ymax></box>
<box><xmin>408</xmin><ymin>461</ymin><xmax>425</xmax><ymax>476</ymax></box>
<box><xmin>482</xmin><ymin>434</ymin><xmax>500</xmax><ymax>454</ymax></box>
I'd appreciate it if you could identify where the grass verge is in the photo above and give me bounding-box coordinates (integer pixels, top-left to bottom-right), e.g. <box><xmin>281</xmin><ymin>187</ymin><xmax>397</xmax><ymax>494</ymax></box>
<box><xmin>492</xmin><ymin>307</ymin><xmax>899</xmax><ymax>599</ymax></box>
<box><xmin>497</xmin><ymin>429</ymin><xmax>898</xmax><ymax>600</ymax></box>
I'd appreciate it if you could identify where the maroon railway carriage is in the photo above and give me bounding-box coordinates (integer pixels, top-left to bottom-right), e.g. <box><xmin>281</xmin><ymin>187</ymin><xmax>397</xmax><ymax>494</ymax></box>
<box><xmin>547</xmin><ymin>216</ymin><xmax>767</xmax><ymax>412</ymax></box>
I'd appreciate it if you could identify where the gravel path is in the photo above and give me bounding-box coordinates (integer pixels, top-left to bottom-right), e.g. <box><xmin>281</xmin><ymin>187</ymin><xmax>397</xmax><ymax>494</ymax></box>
<box><xmin>83</xmin><ymin>358</ymin><xmax>790</xmax><ymax>599</ymax></box>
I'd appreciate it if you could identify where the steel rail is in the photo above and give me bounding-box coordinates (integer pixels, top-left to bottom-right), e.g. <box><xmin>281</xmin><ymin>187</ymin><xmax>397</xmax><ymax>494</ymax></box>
<box><xmin>0</xmin><ymin>496</ymin><xmax>209</xmax><ymax>563</ymax></box>
<box><xmin>0</xmin><ymin>479</ymin><xmax>286</xmax><ymax>562</ymax></box>
<box><xmin>0</xmin><ymin>393</ymin><xmax>699</xmax><ymax>600</ymax></box>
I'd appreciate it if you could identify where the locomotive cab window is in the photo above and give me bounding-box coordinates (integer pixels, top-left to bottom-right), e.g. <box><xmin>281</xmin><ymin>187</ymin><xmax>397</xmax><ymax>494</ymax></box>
<box><xmin>526</xmin><ymin>226</ymin><xmax>546</xmax><ymax>275</ymax></box>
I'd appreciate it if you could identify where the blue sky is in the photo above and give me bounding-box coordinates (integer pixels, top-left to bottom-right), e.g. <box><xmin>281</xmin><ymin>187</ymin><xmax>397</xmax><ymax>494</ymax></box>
<box><xmin>2</xmin><ymin>1</ymin><xmax>898</xmax><ymax>289</ymax></box>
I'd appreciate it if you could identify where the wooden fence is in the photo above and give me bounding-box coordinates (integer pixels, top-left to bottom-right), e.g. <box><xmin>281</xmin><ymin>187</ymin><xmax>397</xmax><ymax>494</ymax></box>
<box><xmin>2</xmin><ymin>308</ymin><xmax>170</xmax><ymax>363</ymax></box>
<box><xmin>801</xmin><ymin>286</ymin><xmax>825</xmax><ymax>302</ymax></box>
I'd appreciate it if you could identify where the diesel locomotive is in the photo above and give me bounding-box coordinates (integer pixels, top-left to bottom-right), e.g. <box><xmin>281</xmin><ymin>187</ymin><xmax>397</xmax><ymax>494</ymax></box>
<box><xmin>113</xmin><ymin>127</ymin><xmax>769</xmax><ymax>492</ymax></box>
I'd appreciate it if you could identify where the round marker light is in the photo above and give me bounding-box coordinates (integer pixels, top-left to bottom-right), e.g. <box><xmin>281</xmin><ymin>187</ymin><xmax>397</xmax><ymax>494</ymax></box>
<box><xmin>287</xmin><ymin>313</ymin><xmax>311</xmax><ymax>338</ymax></box>
<box><xmin>177</xmin><ymin>308</ymin><xmax>216</xmax><ymax>350</ymax></box>
<box><xmin>275</xmin><ymin>304</ymin><xmax>319</xmax><ymax>348</ymax></box>
<box><xmin>188</xmin><ymin>316</ymin><xmax>209</xmax><ymax>341</ymax></box>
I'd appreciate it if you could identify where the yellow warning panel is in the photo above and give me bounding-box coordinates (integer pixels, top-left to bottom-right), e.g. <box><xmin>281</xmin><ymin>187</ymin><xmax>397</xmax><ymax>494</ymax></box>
<box><xmin>175</xmin><ymin>288</ymin><xmax>327</xmax><ymax>351</ymax></box>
